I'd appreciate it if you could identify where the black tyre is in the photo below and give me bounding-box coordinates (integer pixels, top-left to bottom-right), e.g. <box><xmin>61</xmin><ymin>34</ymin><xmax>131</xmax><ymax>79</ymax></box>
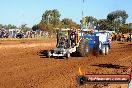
<box><xmin>77</xmin><ymin>39</ymin><xmax>89</xmax><ymax>57</ymax></box>
<box><xmin>93</xmin><ymin>44</ymin><xmax>99</xmax><ymax>56</ymax></box>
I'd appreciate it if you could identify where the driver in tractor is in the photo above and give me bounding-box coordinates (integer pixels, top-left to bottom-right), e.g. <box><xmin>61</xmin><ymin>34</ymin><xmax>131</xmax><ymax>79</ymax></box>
<box><xmin>58</xmin><ymin>37</ymin><xmax>65</xmax><ymax>47</ymax></box>
<box><xmin>70</xmin><ymin>29</ymin><xmax>76</xmax><ymax>47</ymax></box>
<box><xmin>58</xmin><ymin>35</ymin><xmax>68</xmax><ymax>49</ymax></box>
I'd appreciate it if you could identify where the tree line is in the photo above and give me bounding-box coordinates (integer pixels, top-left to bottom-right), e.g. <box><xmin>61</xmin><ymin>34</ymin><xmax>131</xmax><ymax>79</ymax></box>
<box><xmin>0</xmin><ymin>24</ymin><xmax>17</xmax><ymax>29</ymax></box>
<box><xmin>32</xmin><ymin>9</ymin><xmax>132</xmax><ymax>33</ymax></box>
<box><xmin>32</xmin><ymin>9</ymin><xmax>81</xmax><ymax>33</ymax></box>
<box><xmin>0</xmin><ymin>9</ymin><xmax>131</xmax><ymax>34</ymax></box>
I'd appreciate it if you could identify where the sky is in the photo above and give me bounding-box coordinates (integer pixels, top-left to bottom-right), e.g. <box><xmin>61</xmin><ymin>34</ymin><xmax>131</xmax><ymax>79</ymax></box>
<box><xmin>0</xmin><ymin>0</ymin><xmax>132</xmax><ymax>27</ymax></box>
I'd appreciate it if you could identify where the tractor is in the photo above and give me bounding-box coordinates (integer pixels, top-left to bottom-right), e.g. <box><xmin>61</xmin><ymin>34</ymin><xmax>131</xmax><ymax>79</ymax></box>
<box><xmin>47</xmin><ymin>27</ymin><xmax>111</xmax><ymax>58</ymax></box>
<box><xmin>47</xmin><ymin>28</ymin><xmax>86</xmax><ymax>58</ymax></box>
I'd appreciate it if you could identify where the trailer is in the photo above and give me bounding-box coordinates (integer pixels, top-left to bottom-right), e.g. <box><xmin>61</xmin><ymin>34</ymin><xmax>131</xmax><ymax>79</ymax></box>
<box><xmin>80</xmin><ymin>29</ymin><xmax>111</xmax><ymax>56</ymax></box>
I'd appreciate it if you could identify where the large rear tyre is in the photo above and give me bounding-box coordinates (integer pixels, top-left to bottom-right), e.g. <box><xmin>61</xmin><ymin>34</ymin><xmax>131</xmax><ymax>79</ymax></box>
<box><xmin>77</xmin><ymin>39</ymin><xmax>89</xmax><ymax>57</ymax></box>
<box><xmin>93</xmin><ymin>44</ymin><xmax>99</xmax><ymax>56</ymax></box>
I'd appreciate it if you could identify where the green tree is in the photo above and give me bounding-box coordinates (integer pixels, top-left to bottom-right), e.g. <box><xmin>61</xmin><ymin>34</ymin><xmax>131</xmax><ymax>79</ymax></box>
<box><xmin>61</xmin><ymin>18</ymin><xmax>72</xmax><ymax>28</ymax></box>
<box><xmin>41</xmin><ymin>10</ymin><xmax>52</xmax><ymax>24</ymax></box>
<box><xmin>85</xmin><ymin>16</ymin><xmax>97</xmax><ymax>28</ymax></box>
<box><xmin>0</xmin><ymin>24</ymin><xmax>3</xmax><ymax>29</ymax></box>
<box><xmin>107</xmin><ymin>10</ymin><xmax>128</xmax><ymax>32</ymax></box>
<box><xmin>32</xmin><ymin>24</ymin><xmax>39</xmax><ymax>31</ymax></box>
<box><xmin>7</xmin><ymin>24</ymin><xmax>17</xmax><ymax>29</ymax></box>
<box><xmin>0</xmin><ymin>24</ymin><xmax>17</xmax><ymax>29</ymax></box>
<box><xmin>61</xmin><ymin>18</ymin><xmax>80</xmax><ymax>29</ymax></box>
<box><xmin>97</xmin><ymin>19</ymin><xmax>109</xmax><ymax>30</ymax></box>
<box><xmin>38</xmin><ymin>22</ymin><xmax>47</xmax><ymax>31</ymax></box>
<box><xmin>40</xmin><ymin>9</ymin><xmax>61</xmax><ymax>33</ymax></box>
<box><xmin>20</xmin><ymin>24</ymin><xmax>29</xmax><ymax>32</ymax></box>
<box><xmin>128</xmin><ymin>23</ymin><xmax>132</xmax><ymax>28</ymax></box>
<box><xmin>80</xmin><ymin>16</ymin><xmax>97</xmax><ymax>29</ymax></box>
<box><xmin>119</xmin><ymin>24</ymin><xmax>132</xmax><ymax>33</ymax></box>
<box><xmin>50</xmin><ymin>9</ymin><xmax>61</xmax><ymax>28</ymax></box>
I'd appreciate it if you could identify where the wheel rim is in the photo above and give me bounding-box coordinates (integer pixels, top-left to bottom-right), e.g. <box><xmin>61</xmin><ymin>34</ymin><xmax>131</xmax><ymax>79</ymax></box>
<box><xmin>48</xmin><ymin>51</ymin><xmax>51</xmax><ymax>57</ymax></box>
<box><xmin>67</xmin><ymin>53</ymin><xmax>70</xmax><ymax>58</ymax></box>
<box><xmin>106</xmin><ymin>46</ymin><xmax>109</xmax><ymax>53</ymax></box>
<box><xmin>102</xmin><ymin>47</ymin><xmax>105</xmax><ymax>54</ymax></box>
<box><xmin>103</xmin><ymin>48</ymin><xmax>105</xmax><ymax>54</ymax></box>
<box><xmin>99</xmin><ymin>42</ymin><xmax>102</xmax><ymax>49</ymax></box>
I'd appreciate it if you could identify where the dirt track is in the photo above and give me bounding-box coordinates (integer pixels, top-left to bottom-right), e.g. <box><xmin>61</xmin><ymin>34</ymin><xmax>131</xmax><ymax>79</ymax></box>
<box><xmin>0</xmin><ymin>38</ymin><xmax>132</xmax><ymax>88</ymax></box>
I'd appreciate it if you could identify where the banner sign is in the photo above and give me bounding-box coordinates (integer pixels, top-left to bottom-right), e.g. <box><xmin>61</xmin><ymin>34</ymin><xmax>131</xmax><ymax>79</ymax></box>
<box><xmin>77</xmin><ymin>68</ymin><xmax>132</xmax><ymax>88</ymax></box>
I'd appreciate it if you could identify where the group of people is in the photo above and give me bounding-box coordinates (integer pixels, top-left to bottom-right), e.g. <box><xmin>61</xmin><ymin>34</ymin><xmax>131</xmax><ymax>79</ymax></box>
<box><xmin>0</xmin><ymin>29</ymin><xmax>10</xmax><ymax>38</ymax></box>
<box><xmin>0</xmin><ymin>28</ymin><xmax>50</xmax><ymax>39</ymax></box>
<box><xmin>110</xmin><ymin>32</ymin><xmax>132</xmax><ymax>42</ymax></box>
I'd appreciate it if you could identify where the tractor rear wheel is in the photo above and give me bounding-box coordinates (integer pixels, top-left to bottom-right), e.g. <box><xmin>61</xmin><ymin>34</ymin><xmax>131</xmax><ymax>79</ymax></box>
<box><xmin>93</xmin><ymin>44</ymin><xmax>99</xmax><ymax>56</ymax></box>
<box><xmin>77</xmin><ymin>39</ymin><xmax>89</xmax><ymax>57</ymax></box>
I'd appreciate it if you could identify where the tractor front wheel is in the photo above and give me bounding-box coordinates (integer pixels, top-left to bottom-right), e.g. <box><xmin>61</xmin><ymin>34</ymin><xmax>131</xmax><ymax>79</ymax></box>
<box><xmin>47</xmin><ymin>50</ymin><xmax>52</xmax><ymax>58</ymax></box>
<box><xmin>66</xmin><ymin>52</ymin><xmax>70</xmax><ymax>58</ymax></box>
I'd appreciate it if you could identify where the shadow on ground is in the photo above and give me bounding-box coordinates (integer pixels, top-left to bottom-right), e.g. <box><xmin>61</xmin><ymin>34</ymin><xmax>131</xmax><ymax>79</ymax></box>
<box><xmin>118</xmin><ymin>42</ymin><xmax>125</xmax><ymax>44</ymax></box>
<box><xmin>91</xmin><ymin>63</ymin><xmax>127</xmax><ymax>69</ymax></box>
<box><xmin>70</xmin><ymin>52</ymin><xmax>82</xmax><ymax>57</ymax></box>
<box><xmin>128</xmin><ymin>43</ymin><xmax>132</xmax><ymax>46</ymax></box>
<box><xmin>37</xmin><ymin>50</ymin><xmax>52</xmax><ymax>58</ymax></box>
<box><xmin>38</xmin><ymin>50</ymin><xmax>67</xmax><ymax>59</ymax></box>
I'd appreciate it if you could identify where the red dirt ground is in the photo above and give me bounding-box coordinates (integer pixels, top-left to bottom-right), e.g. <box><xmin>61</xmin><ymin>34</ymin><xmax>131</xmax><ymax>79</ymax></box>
<box><xmin>0</xmin><ymin>38</ymin><xmax>132</xmax><ymax>88</ymax></box>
